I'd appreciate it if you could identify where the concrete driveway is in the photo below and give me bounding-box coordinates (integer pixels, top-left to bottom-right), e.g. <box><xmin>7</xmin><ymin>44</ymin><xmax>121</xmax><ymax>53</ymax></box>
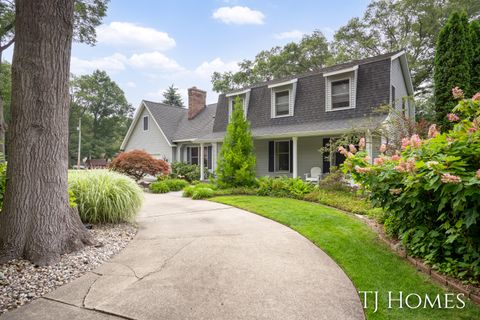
<box><xmin>3</xmin><ymin>192</ymin><xmax>364</xmax><ymax>320</ymax></box>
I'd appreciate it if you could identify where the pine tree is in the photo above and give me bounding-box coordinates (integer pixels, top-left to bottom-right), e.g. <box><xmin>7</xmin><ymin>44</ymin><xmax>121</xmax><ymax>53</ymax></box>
<box><xmin>434</xmin><ymin>11</ymin><xmax>472</xmax><ymax>129</ymax></box>
<box><xmin>162</xmin><ymin>84</ymin><xmax>183</xmax><ymax>107</ymax></box>
<box><xmin>216</xmin><ymin>96</ymin><xmax>256</xmax><ymax>188</ymax></box>
<box><xmin>470</xmin><ymin>19</ymin><xmax>480</xmax><ymax>94</ymax></box>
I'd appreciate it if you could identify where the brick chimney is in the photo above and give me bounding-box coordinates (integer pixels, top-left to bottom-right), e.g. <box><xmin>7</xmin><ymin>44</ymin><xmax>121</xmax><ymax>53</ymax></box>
<box><xmin>188</xmin><ymin>87</ymin><xmax>206</xmax><ymax>120</ymax></box>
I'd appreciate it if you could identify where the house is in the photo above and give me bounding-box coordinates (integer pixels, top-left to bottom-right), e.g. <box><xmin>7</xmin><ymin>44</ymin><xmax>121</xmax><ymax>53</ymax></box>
<box><xmin>121</xmin><ymin>50</ymin><xmax>414</xmax><ymax>180</ymax></box>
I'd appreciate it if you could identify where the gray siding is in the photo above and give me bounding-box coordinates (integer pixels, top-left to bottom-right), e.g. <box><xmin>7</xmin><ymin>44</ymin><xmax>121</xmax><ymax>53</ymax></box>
<box><xmin>390</xmin><ymin>58</ymin><xmax>410</xmax><ymax>115</ymax></box>
<box><xmin>124</xmin><ymin>107</ymin><xmax>173</xmax><ymax>161</ymax></box>
<box><xmin>213</xmin><ymin>58</ymin><xmax>391</xmax><ymax>133</ymax></box>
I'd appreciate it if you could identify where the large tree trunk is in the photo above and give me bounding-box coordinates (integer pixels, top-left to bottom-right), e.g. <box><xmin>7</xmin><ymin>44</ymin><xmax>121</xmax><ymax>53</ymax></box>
<box><xmin>0</xmin><ymin>0</ymin><xmax>92</xmax><ymax>266</ymax></box>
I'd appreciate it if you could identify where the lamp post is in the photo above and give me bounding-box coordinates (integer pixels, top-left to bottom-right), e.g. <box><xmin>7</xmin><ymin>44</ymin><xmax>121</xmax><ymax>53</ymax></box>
<box><xmin>77</xmin><ymin>117</ymin><xmax>81</xmax><ymax>169</ymax></box>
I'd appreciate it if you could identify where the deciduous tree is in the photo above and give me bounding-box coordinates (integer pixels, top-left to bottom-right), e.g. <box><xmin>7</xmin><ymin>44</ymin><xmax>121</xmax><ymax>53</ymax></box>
<box><xmin>0</xmin><ymin>0</ymin><xmax>92</xmax><ymax>265</ymax></box>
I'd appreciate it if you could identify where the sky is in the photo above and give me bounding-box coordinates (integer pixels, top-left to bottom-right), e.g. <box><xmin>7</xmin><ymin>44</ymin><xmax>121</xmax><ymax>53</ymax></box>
<box><xmin>5</xmin><ymin>0</ymin><xmax>371</xmax><ymax>107</ymax></box>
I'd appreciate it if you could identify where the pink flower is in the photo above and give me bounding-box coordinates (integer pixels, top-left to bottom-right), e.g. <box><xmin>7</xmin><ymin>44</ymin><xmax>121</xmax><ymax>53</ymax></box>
<box><xmin>394</xmin><ymin>165</ymin><xmax>406</xmax><ymax>173</ymax></box>
<box><xmin>337</xmin><ymin>146</ymin><xmax>348</xmax><ymax>156</ymax></box>
<box><xmin>401</xmin><ymin>138</ymin><xmax>410</xmax><ymax>150</ymax></box>
<box><xmin>379</xmin><ymin>144</ymin><xmax>387</xmax><ymax>153</ymax></box>
<box><xmin>391</xmin><ymin>154</ymin><xmax>401</xmax><ymax>161</ymax></box>
<box><xmin>477</xmin><ymin>169</ymin><xmax>480</xmax><ymax>179</ymax></box>
<box><xmin>472</xmin><ymin>93</ymin><xmax>480</xmax><ymax>101</ymax></box>
<box><xmin>428</xmin><ymin>124</ymin><xmax>439</xmax><ymax>138</ymax></box>
<box><xmin>452</xmin><ymin>87</ymin><xmax>464</xmax><ymax>100</ymax></box>
<box><xmin>354</xmin><ymin>166</ymin><xmax>371</xmax><ymax>174</ymax></box>
<box><xmin>441</xmin><ymin>173</ymin><xmax>462</xmax><ymax>184</ymax></box>
<box><xmin>359</xmin><ymin>138</ymin><xmax>366</xmax><ymax>150</ymax></box>
<box><xmin>364</xmin><ymin>156</ymin><xmax>371</xmax><ymax>162</ymax></box>
<box><xmin>347</xmin><ymin>152</ymin><xmax>354</xmax><ymax>158</ymax></box>
<box><xmin>410</xmin><ymin>134</ymin><xmax>422</xmax><ymax>148</ymax></box>
<box><xmin>447</xmin><ymin>113</ymin><xmax>460</xmax><ymax>122</ymax></box>
<box><xmin>349</xmin><ymin>144</ymin><xmax>357</xmax><ymax>154</ymax></box>
<box><xmin>389</xmin><ymin>188</ymin><xmax>402</xmax><ymax>195</ymax></box>
<box><xmin>405</xmin><ymin>157</ymin><xmax>417</xmax><ymax>173</ymax></box>
<box><xmin>374</xmin><ymin>157</ymin><xmax>384</xmax><ymax>166</ymax></box>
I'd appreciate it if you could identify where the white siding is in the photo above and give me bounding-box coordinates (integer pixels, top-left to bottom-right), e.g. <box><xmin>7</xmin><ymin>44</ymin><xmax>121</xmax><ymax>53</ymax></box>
<box><xmin>254</xmin><ymin>140</ymin><xmax>271</xmax><ymax>177</ymax></box>
<box><xmin>391</xmin><ymin>58</ymin><xmax>410</xmax><ymax>116</ymax></box>
<box><xmin>298</xmin><ymin>136</ymin><xmax>323</xmax><ymax>177</ymax></box>
<box><xmin>124</xmin><ymin>107</ymin><xmax>173</xmax><ymax>161</ymax></box>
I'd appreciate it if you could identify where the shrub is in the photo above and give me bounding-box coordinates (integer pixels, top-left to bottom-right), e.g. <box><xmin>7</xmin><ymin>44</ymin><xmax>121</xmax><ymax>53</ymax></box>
<box><xmin>343</xmin><ymin>94</ymin><xmax>480</xmax><ymax>282</ymax></box>
<box><xmin>109</xmin><ymin>149</ymin><xmax>170</xmax><ymax>181</ymax></box>
<box><xmin>304</xmin><ymin>188</ymin><xmax>372</xmax><ymax>215</ymax></box>
<box><xmin>192</xmin><ymin>187</ymin><xmax>214</xmax><ymax>200</ymax></box>
<box><xmin>162</xmin><ymin>178</ymin><xmax>189</xmax><ymax>191</ymax></box>
<box><xmin>182</xmin><ymin>185</ymin><xmax>195</xmax><ymax>197</ymax></box>
<box><xmin>318</xmin><ymin>166</ymin><xmax>351</xmax><ymax>191</ymax></box>
<box><xmin>149</xmin><ymin>181</ymin><xmax>170</xmax><ymax>193</ymax></box>
<box><xmin>68</xmin><ymin>170</ymin><xmax>143</xmax><ymax>223</ymax></box>
<box><xmin>216</xmin><ymin>97</ymin><xmax>256</xmax><ymax>188</ymax></box>
<box><xmin>170</xmin><ymin>162</ymin><xmax>205</xmax><ymax>182</ymax></box>
<box><xmin>257</xmin><ymin>176</ymin><xmax>314</xmax><ymax>199</ymax></box>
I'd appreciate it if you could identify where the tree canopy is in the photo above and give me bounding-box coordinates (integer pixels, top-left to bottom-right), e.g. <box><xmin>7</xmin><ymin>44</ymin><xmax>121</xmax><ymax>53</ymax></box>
<box><xmin>162</xmin><ymin>84</ymin><xmax>184</xmax><ymax>107</ymax></box>
<box><xmin>212</xmin><ymin>30</ymin><xmax>332</xmax><ymax>93</ymax></box>
<box><xmin>70</xmin><ymin>70</ymin><xmax>133</xmax><ymax>162</ymax></box>
<box><xmin>211</xmin><ymin>0</ymin><xmax>480</xmax><ymax>97</ymax></box>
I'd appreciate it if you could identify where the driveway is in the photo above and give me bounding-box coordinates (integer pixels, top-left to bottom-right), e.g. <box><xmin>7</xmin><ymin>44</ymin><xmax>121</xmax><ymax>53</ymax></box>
<box><xmin>3</xmin><ymin>192</ymin><xmax>364</xmax><ymax>320</ymax></box>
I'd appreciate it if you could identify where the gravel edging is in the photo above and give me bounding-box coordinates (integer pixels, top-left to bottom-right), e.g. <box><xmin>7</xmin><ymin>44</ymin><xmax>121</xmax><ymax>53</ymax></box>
<box><xmin>0</xmin><ymin>223</ymin><xmax>137</xmax><ymax>314</ymax></box>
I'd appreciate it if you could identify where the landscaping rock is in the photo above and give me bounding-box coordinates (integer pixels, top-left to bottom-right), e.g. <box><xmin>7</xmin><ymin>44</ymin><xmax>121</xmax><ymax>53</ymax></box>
<box><xmin>0</xmin><ymin>223</ymin><xmax>137</xmax><ymax>315</ymax></box>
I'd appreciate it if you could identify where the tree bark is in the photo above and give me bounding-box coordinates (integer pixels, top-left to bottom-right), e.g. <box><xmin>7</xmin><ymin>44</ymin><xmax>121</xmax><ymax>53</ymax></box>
<box><xmin>0</xmin><ymin>0</ymin><xmax>92</xmax><ymax>266</ymax></box>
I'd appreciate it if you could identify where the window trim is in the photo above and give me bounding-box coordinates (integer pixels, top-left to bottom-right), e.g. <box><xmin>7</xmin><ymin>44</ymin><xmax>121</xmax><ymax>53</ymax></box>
<box><xmin>228</xmin><ymin>96</ymin><xmax>246</xmax><ymax>121</ymax></box>
<box><xmin>274</xmin><ymin>140</ymin><xmax>291</xmax><ymax>172</ymax></box>
<box><xmin>272</xmin><ymin>88</ymin><xmax>292</xmax><ymax>118</ymax></box>
<box><xmin>325</xmin><ymin>70</ymin><xmax>357</xmax><ymax>112</ymax></box>
<box><xmin>186</xmin><ymin>146</ymin><xmax>199</xmax><ymax>165</ymax></box>
<box><xmin>142</xmin><ymin>115</ymin><xmax>149</xmax><ymax>131</ymax></box>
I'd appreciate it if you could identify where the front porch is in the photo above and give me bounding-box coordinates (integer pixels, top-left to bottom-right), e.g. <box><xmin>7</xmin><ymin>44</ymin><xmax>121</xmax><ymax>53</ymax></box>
<box><xmin>174</xmin><ymin>133</ymin><xmax>381</xmax><ymax>181</ymax></box>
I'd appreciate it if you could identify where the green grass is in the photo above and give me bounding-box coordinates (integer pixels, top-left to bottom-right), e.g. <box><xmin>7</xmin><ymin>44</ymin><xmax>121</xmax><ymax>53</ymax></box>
<box><xmin>211</xmin><ymin>196</ymin><xmax>480</xmax><ymax>320</ymax></box>
<box><xmin>304</xmin><ymin>188</ymin><xmax>373</xmax><ymax>215</ymax></box>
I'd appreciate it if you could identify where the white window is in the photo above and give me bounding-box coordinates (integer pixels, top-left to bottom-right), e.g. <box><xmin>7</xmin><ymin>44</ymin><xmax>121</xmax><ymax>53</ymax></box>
<box><xmin>186</xmin><ymin>147</ymin><xmax>199</xmax><ymax>165</ymax></box>
<box><xmin>324</xmin><ymin>66</ymin><xmax>357</xmax><ymax>112</ymax></box>
<box><xmin>228</xmin><ymin>96</ymin><xmax>245</xmax><ymax>121</ymax></box>
<box><xmin>269</xmin><ymin>79</ymin><xmax>297</xmax><ymax>118</ymax></box>
<box><xmin>274</xmin><ymin>90</ymin><xmax>290</xmax><ymax>117</ymax></box>
<box><xmin>331</xmin><ymin>79</ymin><xmax>350</xmax><ymax>109</ymax></box>
<box><xmin>143</xmin><ymin>115</ymin><xmax>149</xmax><ymax>131</ymax></box>
<box><xmin>275</xmin><ymin>141</ymin><xmax>290</xmax><ymax>172</ymax></box>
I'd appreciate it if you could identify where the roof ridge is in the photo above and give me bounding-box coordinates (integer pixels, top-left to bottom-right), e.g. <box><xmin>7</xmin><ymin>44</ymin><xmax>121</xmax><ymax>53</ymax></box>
<box><xmin>143</xmin><ymin>100</ymin><xmax>187</xmax><ymax>110</ymax></box>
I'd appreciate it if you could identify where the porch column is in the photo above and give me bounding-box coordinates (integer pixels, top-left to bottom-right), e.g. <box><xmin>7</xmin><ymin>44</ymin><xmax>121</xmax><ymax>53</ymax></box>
<box><xmin>292</xmin><ymin>136</ymin><xmax>298</xmax><ymax>178</ymax></box>
<box><xmin>200</xmin><ymin>143</ymin><xmax>205</xmax><ymax>181</ymax></box>
<box><xmin>365</xmin><ymin>130</ymin><xmax>373</xmax><ymax>164</ymax></box>
<box><xmin>211</xmin><ymin>142</ymin><xmax>217</xmax><ymax>173</ymax></box>
<box><xmin>176</xmin><ymin>144</ymin><xmax>182</xmax><ymax>162</ymax></box>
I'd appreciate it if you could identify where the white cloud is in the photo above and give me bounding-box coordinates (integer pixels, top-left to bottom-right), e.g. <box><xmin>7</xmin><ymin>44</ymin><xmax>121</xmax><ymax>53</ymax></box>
<box><xmin>97</xmin><ymin>22</ymin><xmax>176</xmax><ymax>51</ymax></box>
<box><xmin>126</xmin><ymin>81</ymin><xmax>136</xmax><ymax>88</ymax></box>
<box><xmin>212</xmin><ymin>6</ymin><xmax>265</xmax><ymax>25</ymax></box>
<box><xmin>128</xmin><ymin>52</ymin><xmax>184</xmax><ymax>72</ymax></box>
<box><xmin>274</xmin><ymin>30</ymin><xmax>304</xmax><ymax>40</ymax></box>
<box><xmin>70</xmin><ymin>53</ymin><xmax>127</xmax><ymax>74</ymax></box>
<box><xmin>194</xmin><ymin>58</ymin><xmax>239</xmax><ymax>78</ymax></box>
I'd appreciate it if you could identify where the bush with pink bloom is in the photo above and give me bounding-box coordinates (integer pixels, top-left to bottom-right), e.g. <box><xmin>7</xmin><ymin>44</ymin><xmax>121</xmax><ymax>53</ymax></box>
<box><xmin>341</xmin><ymin>95</ymin><xmax>480</xmax><ymax>282</ymax></box>
<box><xmin>452</xmin><ymin>86</ymin><xmax>464</xmax><ymax>100</ymax></box>
<box><xmin>379</xmin><ymin>144</ymin><xmax>387</xmax><ymax>153</ymax></box>
<box><xmin>358</xmin><ymin>137</ymin><xmax>366</xmax><ymax>150</ymax></box>
<box><xmin>348</xmin><ymin>144</ymin><xmax>357</xmax><ymax>154</ymax></box>
<box><xmin>472</xmin><ymin>93</ymin><xmax>480</xmax><ymax>101</ymax></box>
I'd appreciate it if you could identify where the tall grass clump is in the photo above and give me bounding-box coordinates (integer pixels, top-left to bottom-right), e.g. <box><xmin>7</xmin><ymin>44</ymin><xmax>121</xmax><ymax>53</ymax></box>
<box><xmin>68</xmin><ymin>170</ymin><xmax>143</xmax><ymax>223</ymax></box>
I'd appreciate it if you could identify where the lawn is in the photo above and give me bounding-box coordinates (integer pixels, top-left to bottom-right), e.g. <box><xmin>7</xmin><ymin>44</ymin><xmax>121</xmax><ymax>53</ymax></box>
<box><xmin>211</xmin><ymin>196</ymin><xmax>480</xmax><ymax>320</ymax></box>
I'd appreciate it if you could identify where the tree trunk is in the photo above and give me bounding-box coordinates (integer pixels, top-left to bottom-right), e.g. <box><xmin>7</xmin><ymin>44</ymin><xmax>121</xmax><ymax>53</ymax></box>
<box><xmin>0</xmin><ymin>0</ymin><xmax>92</xmax><ymax>266</ymax></box>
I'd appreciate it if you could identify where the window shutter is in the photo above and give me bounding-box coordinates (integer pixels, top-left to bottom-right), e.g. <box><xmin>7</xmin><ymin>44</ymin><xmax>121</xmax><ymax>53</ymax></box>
<box><xmin>268</xmin><ymin>141</ymin><xmax>274</xmax><ymax>172</ymax></box>
<box><xmin>289</xmin><ymin>140</ymin><xmax>293</xmax><ymax>173</ymax></box>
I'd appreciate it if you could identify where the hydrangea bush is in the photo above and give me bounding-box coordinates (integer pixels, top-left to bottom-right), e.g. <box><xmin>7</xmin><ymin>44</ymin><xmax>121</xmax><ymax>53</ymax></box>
<box><xmin>343</xmin><ymin>89</ymin><xmax>480</xmax><ymax>282</ymax></box>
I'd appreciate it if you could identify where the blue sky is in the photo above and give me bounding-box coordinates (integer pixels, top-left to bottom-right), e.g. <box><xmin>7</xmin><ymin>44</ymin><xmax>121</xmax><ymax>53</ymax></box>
<box><xmin>6</xmin><ymin>0</ymin><xmax>370</xmax><ymax>106</ymax></box>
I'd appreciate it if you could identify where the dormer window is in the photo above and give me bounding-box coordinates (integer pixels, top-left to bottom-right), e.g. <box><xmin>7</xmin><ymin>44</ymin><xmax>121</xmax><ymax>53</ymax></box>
<box><xmin>324</xmin><ymin>66</ymin><xmax>358</xmax><ymax>112</ymax></box>
<box><xmin>331</xmin><ymin>79</ymin><xmax>350</xmax><ymax>109</ymax></box>
<box><xmin>226</xmin><ymin>89</ymin><xmax>251</xmax><ymax>121</ymax></box>
<box><xmin>269</xmin><ymin>79</ymin><xmax>297</xmax><ymax>118</ymax></box>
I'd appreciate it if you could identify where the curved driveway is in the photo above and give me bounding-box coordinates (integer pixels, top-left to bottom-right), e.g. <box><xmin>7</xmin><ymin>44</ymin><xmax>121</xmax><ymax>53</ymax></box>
<box><xmin>4</xmin><ymin>192</ymin><xmax>364</xmax><ymax>320</ymax></box>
